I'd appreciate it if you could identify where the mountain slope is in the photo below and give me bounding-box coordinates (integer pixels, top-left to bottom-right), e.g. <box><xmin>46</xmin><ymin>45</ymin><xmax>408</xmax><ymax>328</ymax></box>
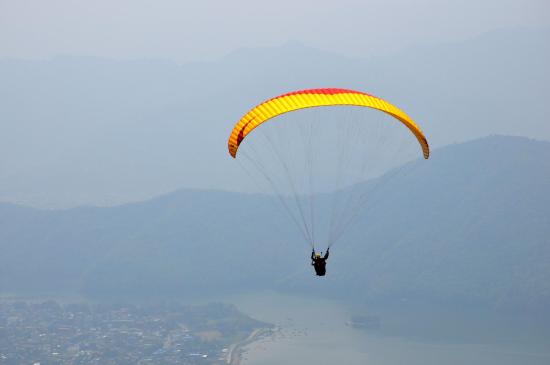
<box><xmin>1</xmin><ymin>136</ymin><xmax>549</xmax><ymax>312</ymax></box>
<box><xmin>328</xmin><ymin>135</ymin><xmax>550</xmax><ymax>310</ymax></box>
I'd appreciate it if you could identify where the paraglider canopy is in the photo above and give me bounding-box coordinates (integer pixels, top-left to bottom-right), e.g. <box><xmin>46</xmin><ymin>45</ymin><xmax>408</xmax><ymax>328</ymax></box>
<box><xmin>227</xmin><ymin>88</ymin><xmax>430</xmax><ymax>251</ymax></box>
<box><xmin>228</xmin><ymin>88</ymin><xmax>429</xmax><ymax>159</ymax></box>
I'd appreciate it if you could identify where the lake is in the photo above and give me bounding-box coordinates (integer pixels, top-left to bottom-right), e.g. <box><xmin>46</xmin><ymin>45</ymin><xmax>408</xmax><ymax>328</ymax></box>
<box><xmin>225</xmin><ymin>291</ymin><xmax>550</xmax><ymax>365</ymax></box>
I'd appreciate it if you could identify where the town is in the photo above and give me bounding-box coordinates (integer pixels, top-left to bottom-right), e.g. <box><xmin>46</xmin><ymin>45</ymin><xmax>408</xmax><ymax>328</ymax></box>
<box><xmin>0</xmin><ymin>299</ymin><xmax>269</xmax><ymax>365</ymax></box>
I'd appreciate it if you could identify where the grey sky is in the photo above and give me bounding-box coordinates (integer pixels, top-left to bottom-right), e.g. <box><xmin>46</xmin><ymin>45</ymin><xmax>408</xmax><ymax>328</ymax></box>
<box><xmin>1</xmin><ymin>0</ymin><xmax>548</xmax><ymax>61</ymax></box>
<box><xmin>0</xmin><ymin>1</ymin><xmax>549</xmax><ymax>208</ymax></box>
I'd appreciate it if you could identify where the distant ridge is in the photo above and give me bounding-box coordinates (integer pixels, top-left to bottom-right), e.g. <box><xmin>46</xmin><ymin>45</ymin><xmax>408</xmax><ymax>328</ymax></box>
<box><xmin>1</xmin><ymin>135</ymin><xmax>549</xmax><ymax>313</ymax></box>
<box><xmin>1</xmin><ymin>27</ymin><xmax>549</xmax><ymax>207</ymax></box>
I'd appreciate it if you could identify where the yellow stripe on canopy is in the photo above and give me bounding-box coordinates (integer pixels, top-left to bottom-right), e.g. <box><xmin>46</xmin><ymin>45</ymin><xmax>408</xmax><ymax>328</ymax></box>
<box><xmin>228</xmin><ymin>88</ymin><xmax>429</xmax><ymax>159</ymax></box>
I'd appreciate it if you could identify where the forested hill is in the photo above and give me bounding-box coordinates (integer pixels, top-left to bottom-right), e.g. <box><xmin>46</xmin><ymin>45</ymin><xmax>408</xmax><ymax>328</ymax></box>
<box><xmin>320</xmin><ymin>135</ymin><xmax>550</xmax><ymax>311</ymax></box>
<box><xmin>1</xmin><ymin>135</ymin><xmax>549</xmax><ymax>312</ymax></box>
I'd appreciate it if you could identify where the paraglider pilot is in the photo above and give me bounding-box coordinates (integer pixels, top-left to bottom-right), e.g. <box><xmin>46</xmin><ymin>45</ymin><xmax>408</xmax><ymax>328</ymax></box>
<box><xmin>311</xmin><ymin>248</ymin><xmax>329</xmax><ymax>276</ymax></box>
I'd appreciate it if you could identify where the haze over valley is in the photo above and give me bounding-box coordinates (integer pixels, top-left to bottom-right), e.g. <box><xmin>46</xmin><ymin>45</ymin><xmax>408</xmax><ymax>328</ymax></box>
<box><xmin>1</xmin><ymin>2</ymin><xmax>549</xmax><ymax>364</ymax></box>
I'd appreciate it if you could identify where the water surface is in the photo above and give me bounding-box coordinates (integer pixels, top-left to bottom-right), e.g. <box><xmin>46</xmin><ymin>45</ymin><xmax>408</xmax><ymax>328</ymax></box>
<box><xmin>226</xmin><ymin>291</ymin><xmax>550</xmax><ymax>365</ymax></box>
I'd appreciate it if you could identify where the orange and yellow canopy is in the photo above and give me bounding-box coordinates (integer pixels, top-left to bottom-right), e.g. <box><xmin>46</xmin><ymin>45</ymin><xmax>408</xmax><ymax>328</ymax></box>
<box><xmin>228</xmin><ymin>88</ymin><xmax>429</xmax><ymax>159</ymax></box>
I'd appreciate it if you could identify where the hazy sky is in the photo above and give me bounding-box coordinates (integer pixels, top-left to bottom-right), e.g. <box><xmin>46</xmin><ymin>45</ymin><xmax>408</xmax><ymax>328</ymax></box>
<box><xmin>1</xmin><ymin>0</ymin><xmax>549</xmax><ymax>62</ymax></box>
<box><xmin>1</xmin><ymin>0</ymin><xmax>549</xmax><ymax>207</ymax></box>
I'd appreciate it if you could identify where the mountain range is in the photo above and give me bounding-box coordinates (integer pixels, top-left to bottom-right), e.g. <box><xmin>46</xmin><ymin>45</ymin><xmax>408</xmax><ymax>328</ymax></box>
<box><xmin>1</xmin><ymin>27</ymin><xmax>548</xmax><ymax>207</ymax></box>
<box><xmin>1</xmin><ymin>135</ymin><xmax>549</xmax><ymax>313</ymax></box>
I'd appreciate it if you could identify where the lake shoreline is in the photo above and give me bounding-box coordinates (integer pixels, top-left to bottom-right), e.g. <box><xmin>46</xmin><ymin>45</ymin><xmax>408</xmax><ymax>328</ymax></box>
<box><xmin>229</xmin><ymin>327</ymin><xmax>275</xmax><ymax>365</ymax></box>
<box><xmin>224</xmin><ymin>291</ymin><xmax>550</xmax><ymax>365</ymax></box>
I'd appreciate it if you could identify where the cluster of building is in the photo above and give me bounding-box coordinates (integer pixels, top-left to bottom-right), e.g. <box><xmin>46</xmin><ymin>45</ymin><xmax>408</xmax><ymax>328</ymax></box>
<box><xmin>0</xmin><ymin>300</ymin><xmax>265</xmax><ymax>365</ymax></box>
